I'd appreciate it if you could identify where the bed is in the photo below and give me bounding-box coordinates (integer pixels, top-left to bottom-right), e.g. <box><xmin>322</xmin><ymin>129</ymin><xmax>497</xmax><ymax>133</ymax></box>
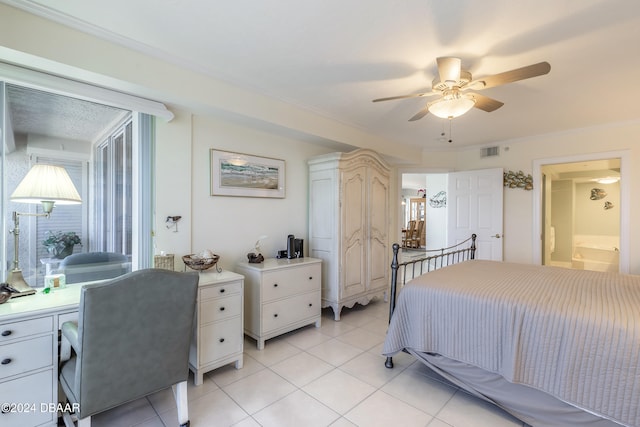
<box><xmin>382</xmin><ymin>238</ymin><xmax>639</xmax><ymax>427</ymax></box>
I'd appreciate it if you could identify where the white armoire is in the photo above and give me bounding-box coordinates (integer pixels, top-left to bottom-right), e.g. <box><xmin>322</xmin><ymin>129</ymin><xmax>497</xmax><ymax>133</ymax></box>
<box><xmin>308</xmin><ymin>149</ymin><xmax>390</xmax><ymax>320</ymax></box>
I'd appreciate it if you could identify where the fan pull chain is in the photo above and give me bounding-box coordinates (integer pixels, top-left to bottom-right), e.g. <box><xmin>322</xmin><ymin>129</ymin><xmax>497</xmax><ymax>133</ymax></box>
<box><xmin>439</xmin><ymin>119</ymin><xmax>454</xmax><ymax>143</ymax></box>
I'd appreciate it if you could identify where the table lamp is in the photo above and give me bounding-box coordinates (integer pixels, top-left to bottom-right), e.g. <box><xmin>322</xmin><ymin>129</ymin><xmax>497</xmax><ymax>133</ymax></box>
<box><xmin>7</xmin><ymin>164</ymin><xmax>82</xmax><ymax>297</ymax></box>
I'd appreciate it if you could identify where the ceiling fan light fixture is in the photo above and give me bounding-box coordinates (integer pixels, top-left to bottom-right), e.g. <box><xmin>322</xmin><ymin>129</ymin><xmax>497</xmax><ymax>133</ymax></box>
<box><xmin>596</xmin><ymin>177</ymin><xmax>620</xmax><ymax>184</ymax></box>
<box><xmin>428</xmin><ymin>94</ymin><xmax>476</xmax><ymax>119</ymax></box>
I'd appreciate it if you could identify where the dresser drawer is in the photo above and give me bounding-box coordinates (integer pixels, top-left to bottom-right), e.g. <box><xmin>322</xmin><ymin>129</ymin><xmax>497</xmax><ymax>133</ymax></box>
<box><xmin>0</xmin><ymin>335</ymin><xmax>53</xmax><ymax>379</ymax></box>
<box><xmin>262</xmin><ymin>290</ymin><xmax>320</xmax><ymax>333</ymax></box>
<box><xmin>200</xmin><ymin>280</ymin><xmax>242</xmax><ymax>300</ymax></box>
<box><xmin>0</xmin><ymin>317</ymin><xmax>53</xmax><ymax>343</ymax></box>
<box><xmin>200</xmin><ymin>294</ymin><xmax>241</xmax><ymax>324</ymax></box>
<box><xmin>262</xmin><ymin>264</ymin><xmax>321</xmax><ymax>301</ymax></box>
<box><xmin>199</xmin><ymin>317</ymin><xmax>243</xmax><ymax>364</ymax></box>
<box><xmin>0</xmin><ymin>369</ymin><xmax>54</xmax><ymax>426</ymax></box>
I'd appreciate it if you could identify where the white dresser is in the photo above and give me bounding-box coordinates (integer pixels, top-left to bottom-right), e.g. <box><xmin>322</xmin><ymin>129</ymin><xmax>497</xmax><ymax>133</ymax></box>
<box><xmin>308</xmin><ymin>149</ymin><xmax>390</xmax><ymax>320</ymax></box>
<box><xmin>237</xmin><ymin>258</ymin><xmax>321</xmax><ymax>349</ymax></box>
<box><xmin>189</xmin><ymin>270</ymin><xmax>244</xmax><ymax>385</ymax></box>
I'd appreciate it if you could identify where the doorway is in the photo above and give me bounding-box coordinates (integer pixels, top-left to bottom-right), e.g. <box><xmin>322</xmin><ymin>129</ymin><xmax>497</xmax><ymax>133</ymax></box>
<box><xmin>400</xmin><ymin>168</ymin><xmax>504</xmax><ymax>261</ymax></box>
<box><xmin>533</xmin><ymin>151</ymin><xmax>629</xmax><ymax>273</ymax></box>
<box><xmin>542</xmin><ymin>159</ymin><xmax>620</xmax><ymax>272</ymax></box>
<box><xmin>401</xmin><ymin>173</ymin><xmax>447</xmax><ymax>251</ymax></box>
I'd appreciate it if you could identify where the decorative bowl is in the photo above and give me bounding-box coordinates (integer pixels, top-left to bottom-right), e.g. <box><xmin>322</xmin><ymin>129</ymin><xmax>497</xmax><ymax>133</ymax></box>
<box><xmin>182</xmin><ymin>254</ymin><xmax>220</xmax><ymax>271</ymax></box>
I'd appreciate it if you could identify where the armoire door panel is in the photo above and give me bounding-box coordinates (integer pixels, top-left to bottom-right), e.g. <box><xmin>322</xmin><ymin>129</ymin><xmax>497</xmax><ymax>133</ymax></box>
<box><xmin>342</xmin><ymin>168</ymin><xmax>365</xmax><ymax>241</ymax></box>
<box><xmin>343</xmin><ymin>241</ymin><xmax>365</xmax><ymax>296</ymax></box>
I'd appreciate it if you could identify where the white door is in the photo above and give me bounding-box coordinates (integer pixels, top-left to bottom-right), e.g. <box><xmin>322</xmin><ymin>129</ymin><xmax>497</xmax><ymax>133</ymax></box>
<box><xmin>447</xmin><ymin>168</ymin><xmax>503</xmax><ymax>260</ymax></box>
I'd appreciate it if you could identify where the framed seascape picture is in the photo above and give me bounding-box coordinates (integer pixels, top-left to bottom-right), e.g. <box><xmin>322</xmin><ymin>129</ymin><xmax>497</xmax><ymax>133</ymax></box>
<box><xmin>210</xmin><ymin>149</ymin><xmax>285</xmax><ymax>198</ymax></box>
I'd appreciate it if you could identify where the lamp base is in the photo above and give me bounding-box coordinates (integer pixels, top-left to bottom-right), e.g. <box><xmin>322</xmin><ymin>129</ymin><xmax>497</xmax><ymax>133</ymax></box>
<box><xmin>7</xmin><ymin>269</ymin><xmax>36</xmax><ymax>297</ymax></box>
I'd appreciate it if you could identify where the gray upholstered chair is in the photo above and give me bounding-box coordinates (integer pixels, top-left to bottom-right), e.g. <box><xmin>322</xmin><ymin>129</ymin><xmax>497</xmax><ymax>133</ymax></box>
<box><xmin>57</xmin><ymin>252</ymin><xmax>130</xmax><ymax>284</ymax></box>
<box><xmin>59</xmin><ymin>269</ymin><xmax>199</xmax><ymax>427</ymax></box>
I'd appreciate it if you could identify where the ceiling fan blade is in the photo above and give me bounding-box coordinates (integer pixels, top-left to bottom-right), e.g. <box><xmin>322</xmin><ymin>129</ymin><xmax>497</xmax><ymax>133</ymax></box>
<box><xmin>469</xmin><ymin>62</ymin><xmax>551</xmax><ymax>90</ymax></box>
<box><xmin>471</xmin><ymin>93</ymin><xmax>504</xmax><ymax>112</ymax></box>
<box><xmin>408</xmin><ymin>107</ymin><xmax>430</xmax><ymax>121</ymax></box>
<box><xmin>436</xmin><ymin>57</ymin><xmax>462</xmax><ymax>86</ymax></box>
<box><xmin>372</xmin><ymin>91</ymin><xmax>438</xmax><ymax>102</ymax></box>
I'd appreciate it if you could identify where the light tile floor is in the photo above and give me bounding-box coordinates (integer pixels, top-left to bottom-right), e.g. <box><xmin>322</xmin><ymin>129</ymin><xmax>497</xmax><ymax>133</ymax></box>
<box><xmin>91</xmin><ymin>299</ymin><xmax>527</xmax><ymax>427</ymax></box>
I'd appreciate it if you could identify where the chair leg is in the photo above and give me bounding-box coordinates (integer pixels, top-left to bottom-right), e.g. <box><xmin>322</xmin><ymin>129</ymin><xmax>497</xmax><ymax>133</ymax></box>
<box><xmin>173</xmin><ymin>381</ymin><xmax>190</xmax><ymax>427</ymax></box>
<box><xmin>62</xmin><ymin>411</ymin><xmax>91</xmax><ymax>427</ymax></box>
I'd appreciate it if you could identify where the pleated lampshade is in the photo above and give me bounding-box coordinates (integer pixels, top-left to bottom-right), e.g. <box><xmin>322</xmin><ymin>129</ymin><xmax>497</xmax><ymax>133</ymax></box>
<box><xmin>11</xmin><ymin>164</ymin><xmax>82</xmax><ymax>206</ymax></box>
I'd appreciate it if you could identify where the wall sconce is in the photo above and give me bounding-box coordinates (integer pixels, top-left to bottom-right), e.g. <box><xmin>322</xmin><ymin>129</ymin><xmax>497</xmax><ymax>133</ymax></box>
<box><xmin>166</xmin><ymin>215</ymin><xmax>182</xmax><ymax>232</ymax></box>
<box><xmin>8</xmin><ymin>164</ymin><xmax>82</xmax><ymax>296</ymax></box>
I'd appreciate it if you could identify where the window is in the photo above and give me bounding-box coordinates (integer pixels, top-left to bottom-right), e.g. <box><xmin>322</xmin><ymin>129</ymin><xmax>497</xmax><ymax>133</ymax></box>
<box><xmin>2</xmin><ymin>81</ymin><xmax>155</xmax><ymax>286</ymax></box>
<box><xmin>95</xmin><ymin>118</ymin><xmax>133</xmax><ymax>256</ymax></box>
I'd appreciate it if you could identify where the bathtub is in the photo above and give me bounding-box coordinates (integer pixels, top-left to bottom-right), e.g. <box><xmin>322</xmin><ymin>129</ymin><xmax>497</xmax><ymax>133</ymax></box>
<box><xmin>572</xmin><ymin>235</ymin><xmax>619</xmax><ymax>273</ymax></box>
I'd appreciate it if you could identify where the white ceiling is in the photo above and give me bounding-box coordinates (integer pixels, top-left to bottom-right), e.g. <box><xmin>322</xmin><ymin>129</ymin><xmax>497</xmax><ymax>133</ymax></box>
<box><xmin>6</xmin><ymin>85</ymin><xmax>128</xmax><ymax>142</ymax></box>
<box><xmin>4</xmin><ymin>0</ymin><xmax>640</xmax><ymax>150</ymax></box>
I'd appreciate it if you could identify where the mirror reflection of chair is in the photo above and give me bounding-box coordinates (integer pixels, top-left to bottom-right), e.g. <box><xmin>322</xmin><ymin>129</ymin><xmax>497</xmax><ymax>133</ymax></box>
<box><xmin>57</xmin><ymin>252</ymin><xmax>130</xmax><ymax>284</ymax></box>
<box><xmin>402</xmin><ymin>220</ymin><xmax>416</xmax><ymax>248</ymax></box>
<box><xmin>59</xmin><ymin>269</ymin><xmax>199</xmax><ymax>427</ymax></box>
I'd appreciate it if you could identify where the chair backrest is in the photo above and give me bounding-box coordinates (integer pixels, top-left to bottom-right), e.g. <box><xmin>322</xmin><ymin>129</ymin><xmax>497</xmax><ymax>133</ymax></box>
<box><xmin>58</xmin><ymin>252</ymin><xmax>130</xmax><ymax>284</ymax></box>
<box><xmin>73</xmin><ymin>269</ymin><xmax>199</xmax><ymax>417</ymax></box>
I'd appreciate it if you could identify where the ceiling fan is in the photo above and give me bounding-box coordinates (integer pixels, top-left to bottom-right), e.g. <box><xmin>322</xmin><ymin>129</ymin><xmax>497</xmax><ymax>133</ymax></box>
<box><xmin>372</xmin><ymin>57</ymin><xmax>551</xmax><ymax>121</ymax></box>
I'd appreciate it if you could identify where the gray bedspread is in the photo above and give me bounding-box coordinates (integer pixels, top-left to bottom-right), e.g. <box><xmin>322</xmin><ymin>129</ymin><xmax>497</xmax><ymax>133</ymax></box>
<box><xmin>382</xmin><ymin>260</ymin><xmax>640</xmax><ymax>427</ymax></box>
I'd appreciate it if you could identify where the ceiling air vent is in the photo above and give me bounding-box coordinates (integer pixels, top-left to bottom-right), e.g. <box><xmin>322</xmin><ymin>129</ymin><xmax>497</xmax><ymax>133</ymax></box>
<box><xmin>481</xmin><ymin>146</ymin><xmax>499</xmax><ymax>158</ymax></box>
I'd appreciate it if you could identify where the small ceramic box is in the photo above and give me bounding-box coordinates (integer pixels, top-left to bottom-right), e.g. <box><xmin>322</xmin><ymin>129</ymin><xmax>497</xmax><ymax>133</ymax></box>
<box><xmin>44</xmin><ymin>273</ymin><xmax>66</xmax><ymax>290</ymax></box>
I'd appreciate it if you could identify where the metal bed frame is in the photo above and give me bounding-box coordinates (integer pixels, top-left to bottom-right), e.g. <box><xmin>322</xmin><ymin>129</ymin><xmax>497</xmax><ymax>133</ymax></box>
<box><xmin>385</xmin><ymin>234</ymin><xmax>476</xmax><ymax>368</ymax></box>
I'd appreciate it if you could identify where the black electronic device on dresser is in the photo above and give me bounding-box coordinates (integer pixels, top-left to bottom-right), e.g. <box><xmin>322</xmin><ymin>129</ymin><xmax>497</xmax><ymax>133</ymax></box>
<box><xmin>277</xmin><ymin>234</ymin><xmax>304</xmax><ymax>259</ymax></box>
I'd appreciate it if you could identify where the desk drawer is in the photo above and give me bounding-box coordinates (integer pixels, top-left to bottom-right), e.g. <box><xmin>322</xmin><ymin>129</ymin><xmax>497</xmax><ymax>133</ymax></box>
<box><xmin>262</xmin><ymin>264</ymin><xmax>320</xmax><ymax>301</ymax></box>
<box><xmin>0</xmin><ymin>335</ymin><xmax>53</xmax><ymax>379</ymax></box>
<box><xmin>200</xmin><ymin>294</ymin><xmax>241</xmax><ymax>324</ymax></box>
<box><xmin>0</xmin><ymin>369</ymin><xmax>54</xmax><ymax>426</ymax></box>
<box><xmin>200</xmin><ymin>281</ymin><xmax>242</xmax><ymax>300</ymax></box>
<box><xmin>0</xmin><ymin>317</ymin><xmax>52</xmax><ymax>343</ymax></box>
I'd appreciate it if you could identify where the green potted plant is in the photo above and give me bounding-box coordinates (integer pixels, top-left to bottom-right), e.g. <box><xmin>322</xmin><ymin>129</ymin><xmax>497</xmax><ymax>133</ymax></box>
<box><xmin>43</xmin><ymin>231</ymin><xmax>82</xmax><ymax>259</ymax></box>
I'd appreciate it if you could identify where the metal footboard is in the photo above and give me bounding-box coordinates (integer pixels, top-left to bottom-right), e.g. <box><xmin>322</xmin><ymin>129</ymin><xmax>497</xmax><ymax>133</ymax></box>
<box><xmin>384</xmin><ymin>234</ymin><xmax>476</xmax><ymax>368</ymax></box>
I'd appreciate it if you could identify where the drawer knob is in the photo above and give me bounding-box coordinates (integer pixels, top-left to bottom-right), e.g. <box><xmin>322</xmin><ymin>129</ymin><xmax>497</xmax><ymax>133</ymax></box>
<box><xmin>219</xmin><ymin>338</ymin><xmax>225</xmax><ymax>343</ymax></box>
<box><xmin>1</xmin><ymin>330</ymin><xmax>11</xmax><ymax>337</ymax></box>
<box><xmin>273</xmin><ymin>283</ymin><xmax>278</xmax><ymax>287</ymax></box>
<box><xmin>309</xmin><ymin>276</ymin><xmax>313</xmax><ymax>280</ymax></box>
<box><xmin>308</xmin><ymin>303</ymin><xmax>313</xmax><ymax>307</ymax></box>
<box><xmin>1</xmin><ymin>358</ymin><xmax>11</xmax><ymax>365</ymax></box>
<box><xmin>274</xmin><ymin>314</ymin><xmax>278</xmax><ymax>318</ymax></box>
<box><xmin>219</xmin><ymin>288</ymin><xmax>226</xmax><ymax>293</ymax></box>
<box><xmin>220</xmin><ymin>306</ymin><xmax>225</xmax><ymax>311</ymax></box>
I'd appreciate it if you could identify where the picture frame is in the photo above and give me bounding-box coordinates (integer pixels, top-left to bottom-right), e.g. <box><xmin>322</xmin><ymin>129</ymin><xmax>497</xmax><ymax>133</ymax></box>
<box><xmin>210</xmin><ymin>149</ymin><xmax>285</xmax><ymax>198</ymax></box>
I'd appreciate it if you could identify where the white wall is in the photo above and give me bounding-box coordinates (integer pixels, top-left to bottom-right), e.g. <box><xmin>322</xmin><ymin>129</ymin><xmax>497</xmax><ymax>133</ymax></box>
<box><xmin>423</xmin><ymin>121</ymin><xmax>640</xmax><ymax>273</ymax></box>
<box><xmin>194</xmin><ymin>116</ymin><xmax>333</xmax><ymax>268</ymax></box>
<box><xmin>154</xmin><ymin>110</ymin><xmax>193</xmax><ymax>268</ymax></box>
<box><xmin>156</xmin><ymin>114</ymin><xmax>335</xmax><ymax>271</ymax></box>
<box><xmin>575</xmin><ymin>181</ymin><xmax>620</xmax><ymax>236</ymax></box>
<box><xmin>425</xmin><ymin>174</ymin><xmax>447</xmax><ymax>250</ymax></box>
